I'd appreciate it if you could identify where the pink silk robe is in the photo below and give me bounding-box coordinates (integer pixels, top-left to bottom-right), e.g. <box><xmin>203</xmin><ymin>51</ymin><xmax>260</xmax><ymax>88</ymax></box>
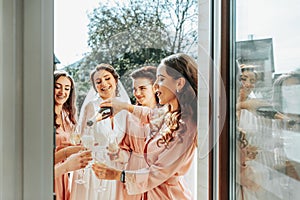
<box><xmin>116</xmin><ymin>112</ymin><xmax>151</xmax><ymax>200</ymax></box>
<box><xmin>55</xmin><ymin>110</ymin><xmax>74</xmax><ymax>200</ymax></box>
<box><xmin>123</xmin><ymin>106</ymin><xmax>197</xmax><ymax>200</ymax></box>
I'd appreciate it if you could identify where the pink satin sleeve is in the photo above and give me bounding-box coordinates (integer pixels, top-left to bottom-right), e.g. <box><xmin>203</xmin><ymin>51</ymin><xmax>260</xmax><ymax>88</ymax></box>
<box><xmin>132</xmin><ymin>106</ymin><xmax>151</xmax><ymax>124</ymax></box>
<box><xmin>124</xmin><ymin>121</ymin><xmax>197</xmax><ymax>196</ymax></box>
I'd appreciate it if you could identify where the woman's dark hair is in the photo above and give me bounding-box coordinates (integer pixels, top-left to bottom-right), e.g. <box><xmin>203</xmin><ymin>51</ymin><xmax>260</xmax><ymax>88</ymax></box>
<box><xmin>130</xmin><ymin>66</ymin><xmax>157</xmax><ymax>83</ymax></box>
<box><xmin>90</xmin><ymin>63</ymin><xmax>120</xmax><ymax>96</ymax></box>
<box><xmin>156</xmin><ymin>53</ymin><xmax>198</xmax><ymax>147</ymax></box>
<box><xmin>130</xmin><ymin>66</ymin><xmax>158</xmax><ymax>104</ymax></box>
<box><xmin>54</xmin><ymin>70</ymin><xmax>77</xmax><ymax>128</ymax></box>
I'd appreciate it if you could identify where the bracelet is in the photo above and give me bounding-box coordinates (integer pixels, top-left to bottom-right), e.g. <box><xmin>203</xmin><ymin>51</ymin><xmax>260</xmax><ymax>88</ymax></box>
<box><xmin>120</xmin><ymin>170</ymin><xmax>126</xmax><ymax>183</ymax></box>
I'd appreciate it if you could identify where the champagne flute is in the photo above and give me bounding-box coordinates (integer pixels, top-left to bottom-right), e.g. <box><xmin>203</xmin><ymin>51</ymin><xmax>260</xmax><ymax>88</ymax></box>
<box><xmin>94</xmin><ymin>146</ymin><xmax>108</xmax><ymax>192</ymax></box>
<box><xmin>76</xmin><ymin>127</ymin><xmax>95</xmax><ymax>184</ymax></box>
<box><xmin>70</xmin><ymin>125</ymin><xmax>86</xmax><ymax>184</ymax></box>
<box><xmin>81</xmin><ymin>127</ymin><xmax>95</xmax><ymax>165</ymax></box>
<box><xmin>70</xmin><ymin>125</ymin><xmax>82</xmax><ymax>145</ymax></box>
<box><xmin>107</xmin><ymin>129</ymin><xmax>119</xmax><ymax>161</ymax></box>
<box><xmin>81</xmin><ymin>133</ymin><xmax>95</xmax><ymax>150</ymax></box>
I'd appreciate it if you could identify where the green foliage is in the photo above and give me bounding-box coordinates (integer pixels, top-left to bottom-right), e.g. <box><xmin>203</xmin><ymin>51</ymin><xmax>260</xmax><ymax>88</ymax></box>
<box><xmin>86</xmin><ymin>1</ymin><xmax>170</xmax><ymax>64</ymax></box>
<box><xmin>64</xmin><ymin>61</ymin><xmax>91</xmax><ymax>110</ymax></box>
<box><xmin>64</xmin><ymin>0</ymin><xmax>198</xmax><ymax>111</ymax></box>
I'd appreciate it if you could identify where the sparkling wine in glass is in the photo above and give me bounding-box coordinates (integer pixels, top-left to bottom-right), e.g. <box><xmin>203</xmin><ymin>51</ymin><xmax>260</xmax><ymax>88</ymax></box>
<box><xmin>70</xmin><ymin>125</ymin><xmax>81</xmax><ymax>145</ymax></box>
<box><xmin>72</xmin><ymin>126</ymin><xmax>85</xmax><ymax>184</ymax></box>
<box><xmin>82</xmin><ymin>127</ymin><xmax>95</xmax><ymax>169</ymax></box>
<box><xmin>94</xmin><ymin>146</ymin><xmax>108</xmax><ymax>192</ymax></box>
<box><xmin>76</xmin><ymin>127</ymin><xmax>95</xmax><ymax>184</ymax></box>
<box><xmin>81</xmin><ymin>134</ymin><xmax>95</xmax><ymax>150</ymax></box>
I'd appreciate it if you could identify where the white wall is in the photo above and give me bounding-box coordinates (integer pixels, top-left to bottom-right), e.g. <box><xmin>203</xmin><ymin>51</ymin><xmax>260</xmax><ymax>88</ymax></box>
<box><xmin>0</xmin><ymin>0</ymin><xmax>3</xmax><ymax>198</ymax></box>
<box><xmin>23</xmin><ymin>0</ymin><xmax>54</xmax><ymax>199</ymax></box>
<box><xmin>0</xmin><ymin>0</ymin><xmax>23</xmax><ymax>199</ymax></box>
<box><xmin>0</xmin><ymin>0</ymin><xmax>54</xmax><ymax>199</ymax></box>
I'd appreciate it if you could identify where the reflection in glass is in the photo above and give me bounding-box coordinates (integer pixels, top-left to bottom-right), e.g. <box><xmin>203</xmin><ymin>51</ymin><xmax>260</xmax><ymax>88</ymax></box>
<box><xmin>235</xmin><ymin>1</ymin><xmax>300</xmax><ymax>199</ymax></box>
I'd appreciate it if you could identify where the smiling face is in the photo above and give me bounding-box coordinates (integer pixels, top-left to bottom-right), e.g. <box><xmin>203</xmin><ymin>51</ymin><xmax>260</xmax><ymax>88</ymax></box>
<box><xmin>240</xmin><ymin>70</ymin><xmax>257</xmax><ymax>98</ymax></box>
<box><xmin>93</xmin><ymin>69</ymin><xmax>117</xmax><ymax>100</ymax></box>
<box><xmin>133</xmin><ymin>77</ymin><xmax>156</xmax><ymax>108</ymax></box>
<box><xmin>54</xmin><ymin>76</ymin><xmax>72</xmax><ymax>106</ymax></box>
<box><xmin>240</xmin><ymin>70</ymin><xmax>256</xmax><ymax>90</ymax></box>
<box><xmin>154</xmin><ymin>65</ymin><xmax>178</xmax><ymax>111</ymax></box>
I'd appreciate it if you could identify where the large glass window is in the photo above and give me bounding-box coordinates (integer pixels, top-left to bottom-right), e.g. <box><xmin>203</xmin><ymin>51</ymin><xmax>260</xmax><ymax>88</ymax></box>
<box><xmin>235</xmin><ymin>0</ymin><xmax>300</xmax><ymax>199</ymax></box>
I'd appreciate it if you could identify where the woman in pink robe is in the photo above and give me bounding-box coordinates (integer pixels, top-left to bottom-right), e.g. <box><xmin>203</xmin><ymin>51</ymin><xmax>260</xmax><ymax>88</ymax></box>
<box><xmin>93</xmin><ymin>53</ymin><xmax>198</xmax><ymax>199</ymax></box>
<box><xmin>54</xmin><ymin>70</ymin><xmax>78</xmax><ymax>200</ymax></box>
<box><xmin>54</xmin><ymin>70</ymin><xmax>92</xmax><ymax>200</ymax></box>
<box><xmin>115</xmin><ymin>66</ymin><xmax>166</xmax><ymax>199</ymax></box>
<box><xmin>55</xmin><ymin>113</ymin><xmax>74</xmax><ymax>200</ymax></box>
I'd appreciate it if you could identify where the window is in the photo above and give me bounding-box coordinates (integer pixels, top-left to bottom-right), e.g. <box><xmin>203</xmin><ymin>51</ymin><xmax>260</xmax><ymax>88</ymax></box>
<box><xmin>234</xmin><ymin>0</ymin><xmax>300</xmax><ymax>199</ymax></box>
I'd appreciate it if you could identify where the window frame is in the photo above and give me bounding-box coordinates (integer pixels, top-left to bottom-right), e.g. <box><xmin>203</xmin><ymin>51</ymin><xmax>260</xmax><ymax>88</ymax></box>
<box><xmin>1</xmin><ymin>0</ymin><xmax>54</xmax><ymax>198</ymax></box>
<box><xmin>215</xmin><ymin>0</ymin><xmax>236</xmax><ymax>199</ymax></box>
<box><xmin>23</xmin><ymin>0</ymin><xmax>54</xmax><ymax>198</ymax></box>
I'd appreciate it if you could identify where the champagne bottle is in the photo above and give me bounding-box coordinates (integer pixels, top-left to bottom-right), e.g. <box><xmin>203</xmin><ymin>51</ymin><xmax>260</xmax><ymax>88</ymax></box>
<box><xmin>87</xmin><ymin>106</ymin><xmax>112</xmax><ymax>126</ymax></box>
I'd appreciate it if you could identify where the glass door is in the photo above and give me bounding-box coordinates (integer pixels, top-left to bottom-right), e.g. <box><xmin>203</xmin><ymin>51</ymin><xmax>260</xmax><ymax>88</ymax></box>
<box><xmin>234</xmin><ymin>0</ymin><xmax>300</xmax><ymax>199</ymax></box>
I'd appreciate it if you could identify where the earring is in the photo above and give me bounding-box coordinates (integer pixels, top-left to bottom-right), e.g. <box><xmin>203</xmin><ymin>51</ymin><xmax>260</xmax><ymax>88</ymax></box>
<box><xmin>176</xmin><ymin>89</ymin><xmax>180</xmax><ymax>93</ymax></box>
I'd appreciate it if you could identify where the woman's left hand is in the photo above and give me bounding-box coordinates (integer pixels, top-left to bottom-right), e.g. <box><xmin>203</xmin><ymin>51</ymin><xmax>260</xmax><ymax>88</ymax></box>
<box><xmin>92</xmin><ymin>163</ymin><xmax>121</xmax><ymax>181</ymax></box>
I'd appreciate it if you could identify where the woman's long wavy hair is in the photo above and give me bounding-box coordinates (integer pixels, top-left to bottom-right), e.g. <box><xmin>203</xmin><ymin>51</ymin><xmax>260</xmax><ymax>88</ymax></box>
<box><xmin>54</xmin><ymin>70</ymin><xmax>77</xmax><ymax>129</ymax></box>
<box><xmin>156</xmin><ymin>53</ymin><xmax>198</xmax><ymax>147</ymax></box>
<box><xmin>90</xmin><ymin>63</ymin><xmax>120</xmax><ymax>96</ymax></box>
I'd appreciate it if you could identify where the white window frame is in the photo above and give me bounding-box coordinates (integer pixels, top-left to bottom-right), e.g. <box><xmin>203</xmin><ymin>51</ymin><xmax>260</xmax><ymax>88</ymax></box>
<box><xmin>1</xmin><ymin>0</ymin><xmax>53</xmax><ymax>199</ymax></box>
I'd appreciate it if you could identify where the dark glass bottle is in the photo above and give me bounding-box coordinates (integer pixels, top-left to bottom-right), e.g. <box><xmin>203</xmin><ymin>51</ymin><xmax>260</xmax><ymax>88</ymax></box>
<box><xmin>87</xmin><ymin>107</ymin><xmax>112</xmax><ymax>126</ymax></box>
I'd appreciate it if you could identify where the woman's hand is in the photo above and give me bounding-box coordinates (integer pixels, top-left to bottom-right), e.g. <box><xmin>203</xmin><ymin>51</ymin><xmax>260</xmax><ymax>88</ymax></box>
<box><xmin>55</xmin><ymin>144</ymin><xmax>86</xmax><ymax>164</ymax></box>
<box><xmin>100</xmin><ymin>98</ymin><xmax>133</xmax><ymax>115</ymax></box>
<box><xmin>55</xmin><ymin>150</ymin><xmax>93</xmax><ymax>177</ymax></box>
<box><xmin>64</xmin><ymin>145</ymin><xmax>85</xmax><ymax>156</ymax></box>
<box><xmin>92</xmin><ymin>162</ymin><xmax>121</xmax><ymax>181</ymax></box>
<box><xmin>65</xmin><ymin>150</ymin><xmax>92</xmax><ymax>171</ymax></box>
